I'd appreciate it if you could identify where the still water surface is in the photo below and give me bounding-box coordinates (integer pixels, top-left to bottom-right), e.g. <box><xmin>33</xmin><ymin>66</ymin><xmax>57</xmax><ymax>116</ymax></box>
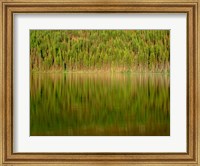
<box><xmin>30</xmin><ymin>73</ymin><xmax>170</xmax><ymax>136</ymax></box>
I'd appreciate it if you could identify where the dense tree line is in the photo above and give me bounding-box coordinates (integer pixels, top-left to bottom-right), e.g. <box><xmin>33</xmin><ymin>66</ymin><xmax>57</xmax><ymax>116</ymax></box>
<box><xmin>30</xmin><ymin>30</ymin><xmax>170</xmax><ymax>72</ymax></box>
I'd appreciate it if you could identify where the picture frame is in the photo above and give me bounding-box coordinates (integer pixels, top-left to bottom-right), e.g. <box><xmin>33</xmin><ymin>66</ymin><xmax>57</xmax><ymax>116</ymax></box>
<box><xmin>0</xmin><ymin>0</ymin><xmax>199</xmax><ymax>165</ymax></box>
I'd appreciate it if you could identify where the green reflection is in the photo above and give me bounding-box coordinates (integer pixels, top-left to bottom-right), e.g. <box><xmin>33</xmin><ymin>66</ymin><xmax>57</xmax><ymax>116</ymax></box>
<box><xmin>30</xmin><ymin>73</ymin><xmax>170</xmax><ymax>136</ymax></box>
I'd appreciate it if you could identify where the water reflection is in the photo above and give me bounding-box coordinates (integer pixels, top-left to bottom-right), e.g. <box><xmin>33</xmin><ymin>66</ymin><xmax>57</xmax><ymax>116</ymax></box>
<box><xmin>30</xmin><ymin>73</ymin><xmax>170</xmax><ymax>136</ymax></box>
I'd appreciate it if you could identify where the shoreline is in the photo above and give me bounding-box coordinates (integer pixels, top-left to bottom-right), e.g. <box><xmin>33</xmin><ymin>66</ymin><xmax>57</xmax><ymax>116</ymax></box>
<box><xmin>31</xmin><ymin>70</ymin><xmax>170</xmax><ymax>75</ymax></box>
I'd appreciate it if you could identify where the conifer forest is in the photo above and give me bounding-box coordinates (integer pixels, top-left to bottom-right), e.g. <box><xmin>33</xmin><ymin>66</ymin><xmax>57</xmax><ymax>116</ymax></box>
<box><xmin>30</xmin><ymin>30</ymin><xmax>170</xmax><ymax>72</ymax></box>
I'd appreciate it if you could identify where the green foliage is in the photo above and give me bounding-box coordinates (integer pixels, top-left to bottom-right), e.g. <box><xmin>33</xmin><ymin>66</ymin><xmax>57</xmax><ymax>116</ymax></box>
<box><xmin>30</xmin><ymin>30</ymin><xmax>170</xmax><ymax>72</ymax></box>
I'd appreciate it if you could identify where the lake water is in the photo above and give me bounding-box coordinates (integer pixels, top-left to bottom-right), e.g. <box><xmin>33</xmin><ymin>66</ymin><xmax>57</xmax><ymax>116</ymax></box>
<box><xmin>30</xmin><ymin>73</ymin><xmax>170</xmax><ymax>136</ymax></box>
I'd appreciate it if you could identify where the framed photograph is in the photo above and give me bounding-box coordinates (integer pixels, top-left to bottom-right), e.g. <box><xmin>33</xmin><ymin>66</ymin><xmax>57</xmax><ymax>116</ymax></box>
<box><xmin>0</xmin><ymin>0</ymin><xmax>199</xmax><ymax>165</ymax></box>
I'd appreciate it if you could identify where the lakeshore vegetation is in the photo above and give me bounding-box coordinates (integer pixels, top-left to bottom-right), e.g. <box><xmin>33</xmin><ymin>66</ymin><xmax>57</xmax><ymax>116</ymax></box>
<box><xmin>30</xmin><ymin>30</ymin><xmax>170</xmax><ymax>72</ymax></box>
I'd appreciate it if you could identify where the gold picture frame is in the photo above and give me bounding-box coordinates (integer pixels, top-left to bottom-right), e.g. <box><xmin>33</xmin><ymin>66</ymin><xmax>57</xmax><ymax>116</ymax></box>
<box><xmin>0</xmin><ymin>0</ymin><xmax>199</xmax><ymax>165</ymax></box>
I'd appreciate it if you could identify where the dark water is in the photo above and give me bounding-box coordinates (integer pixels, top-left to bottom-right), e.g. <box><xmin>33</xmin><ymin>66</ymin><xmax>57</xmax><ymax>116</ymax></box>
<box><xmin>30</xmin><ymin>73</ymin><xmax>170</xmax><ymax>136</ymax></box>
